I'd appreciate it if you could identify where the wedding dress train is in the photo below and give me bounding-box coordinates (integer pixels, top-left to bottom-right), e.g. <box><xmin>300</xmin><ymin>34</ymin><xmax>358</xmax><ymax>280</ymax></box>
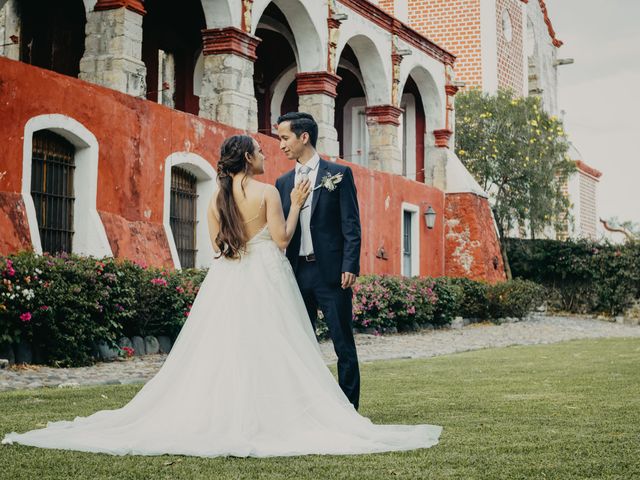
<box><xmin>2</xmin><ymin>226</ymin><xmax>441</xmax><ymax>457</ymax></box>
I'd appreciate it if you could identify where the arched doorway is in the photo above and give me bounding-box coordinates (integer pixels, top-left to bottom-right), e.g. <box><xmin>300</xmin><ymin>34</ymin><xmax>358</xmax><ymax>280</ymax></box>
<box><xmin>16</xmin><ymin>0</ymin><xmax>86</xmax><ymax>77</ymax></box>
<box><xmin>334</xmin><ymin>34</ymin><xmax>389</xmax><ymax>165</ymax></box>
<box><xmin>253</xmin><ymin>2</ymin><xmax>298</xmax><ymax>135</ymax></box>
<box><xmin>335</xmin><ymin>45</ymin><xmax>367</xmax><ymax>164</ymax></box>
<box><xmin>398</xmin><ymin>75</ymin><xmax>427</xmax><ymax>182</ymax></box>
<box><xmin>142</xmin><ymin>0</ymin><xmax>206</xmax><ymax>114</ymax></box>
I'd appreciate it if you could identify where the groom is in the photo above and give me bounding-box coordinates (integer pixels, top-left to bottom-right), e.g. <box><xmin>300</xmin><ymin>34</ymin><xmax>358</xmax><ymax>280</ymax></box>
<box><xmin>275</xmin><ymin>112</ymin><xmax>362</xmax><ymax>410</ymax></box>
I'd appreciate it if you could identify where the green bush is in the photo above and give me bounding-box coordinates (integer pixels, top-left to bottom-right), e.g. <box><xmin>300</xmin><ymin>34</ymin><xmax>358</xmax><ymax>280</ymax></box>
<box><xmin>349</xmin><ymin>275</ymin><xmax>542</xmax><ymax>334</ymax></box>
<box><xmin>486</xmin><ymin>279</ymin><xmax>546</xmax><ymax>319</ymax></box>
<box><xmin>1</xmin><ymin>252</ymin><xmax>546</xmax><ymax>366</ymax></box>
<box><xmin>431</xmin><ymin>277</ymin><xmax>462</xmax><ymax>326</ymax></box>
<box><xmin>505</xmin><ymin>238</ymin><xmax>640</xmax><ymax>315</ymax></box>
<box><xmin>448</xmin><ymin>277</ymin><xmax>490</xmax><ymax>320</ymax></box>
<box><xmin>351</xmin><ymin>275</ymin><xmax>439</xmax><ymax>333</ymax></box>
<box><xmin>0</xmin><ymin>253</ymin><xmax>205</xmax><ymax>367</ymax></box>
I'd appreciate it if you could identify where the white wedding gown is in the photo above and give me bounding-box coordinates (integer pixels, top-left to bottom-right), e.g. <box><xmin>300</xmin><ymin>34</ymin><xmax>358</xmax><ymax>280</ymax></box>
<box><xmin>2</xmin><ymin>226</ymin><xmax>441</xmax><ymax>457</ymax></box>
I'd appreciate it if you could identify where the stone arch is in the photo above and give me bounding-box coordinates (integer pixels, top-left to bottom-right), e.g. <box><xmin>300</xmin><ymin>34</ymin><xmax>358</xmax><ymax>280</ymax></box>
<box><xmin>336</xmin><ymin>34</ymin><xmax>390</xmax><ymax>105</ymax></box>
<box><xmin>201</xmin><ymin>0</ymin><xmax>236</xmax><ymax>28</ymax></box>
<box><xmin>269</xmin><ymin>65</ymin><xmax>297</xmax><ymax>131</ymax></box>
<box><xmin>397</xmin><ymin>64</ymin><xmax>444</xmax><ymax>146</ymax></box>
<box><xmin>83</xmin><ymin>0</ymin><xmax>98</xmax><ymax>12</ymax></box>
<box><xmin>252</xmin><ymin>0</ymin><xmax>323</xmax><ymax>72</ymax></box>
<box><xmin>22</xmin><ymin>114</ymin><xmax>112</xmax><ymax>257</ymax></box>
<box><xmin>163</xmin><ymin>152</ymin><xmax>217</xmax><ymax>269</ymax></box>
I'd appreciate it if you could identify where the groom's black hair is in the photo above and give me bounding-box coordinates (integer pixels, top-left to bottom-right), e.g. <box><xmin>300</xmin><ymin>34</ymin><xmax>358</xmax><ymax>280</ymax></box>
<box><xmin>277</xmin><ymin>112</ymin><xmax>318</xmax><ymax>148</ymax></box>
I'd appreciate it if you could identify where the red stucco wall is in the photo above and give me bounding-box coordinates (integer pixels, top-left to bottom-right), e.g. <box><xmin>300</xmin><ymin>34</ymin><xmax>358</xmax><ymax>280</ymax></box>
<box><xmin>444</xmin><ymin>192</ymin><xmax>506</xmax><ymax>283</ymax></box>
<box><xmin>0</xmin><ymin>57</ymin><xmax>449</xmax><ymax>277</ymax></box>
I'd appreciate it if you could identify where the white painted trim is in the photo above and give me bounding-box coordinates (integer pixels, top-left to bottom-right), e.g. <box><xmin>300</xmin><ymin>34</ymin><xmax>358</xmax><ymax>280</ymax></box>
<box><xmin>270</xmin><ymin>65</ymin><xmax>297</xmax><ymax>134</ymax></box>
<box><xmin>336</xmin><ymin>33</ymin><xmax>390</xmax><ymax>105</ymax></box>
<box><xmin>397</xmin><ymin>63</ymin><xmax>444</xmax><ymax>148</ymax></box>
<box><xmin>163</xmin><ymin>152</ymin><xmax>217</xmax><ymax>269</ymax></box>
<box><xmin>480</xmin><ymin>0</ymin><xmax>498</xmax><ymax>93</ymax></box>
<box><xmin>343</xmin><ymin>97</ymin><xmax>368</xmax><ymax>166</ymax></box>
<box><xmin>400</xmin><ymin>202</ymin><xmax>420</xmax><ymax>277</ymax></box>
<box><xmin>251</xmin><ymin>0</ymin><xmax>324</xmax><ymax>71</ymax></box>
<box><xmin>202</xmin><ymin>0</ymin><xmax>237</xmax><ymax>29</ymax></box>
<box><xmin>193</xmin><ymin>50</ymin><xmax>204</xmax><ymax>97</ymax></box>
<box><xmin>399</xmin><ymin>93</ymin><xmax>416</xmax><ymax>180</ymax></box>
<box><xmin>395</xmin><ymin>0</ymin><xmax>408</xmax><ymax>23</ymax></box>
<box><xmin>22</xmin><ymin>114</ymin><xmax>112</xmax><ymax>257</ymax></box>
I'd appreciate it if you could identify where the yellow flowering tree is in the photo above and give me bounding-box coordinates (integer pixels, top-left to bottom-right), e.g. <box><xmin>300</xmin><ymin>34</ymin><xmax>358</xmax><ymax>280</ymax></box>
<box><xmin>455</xmin><ymin>89</ymin><xmax>575</xmax><ymax>241</ymax></box>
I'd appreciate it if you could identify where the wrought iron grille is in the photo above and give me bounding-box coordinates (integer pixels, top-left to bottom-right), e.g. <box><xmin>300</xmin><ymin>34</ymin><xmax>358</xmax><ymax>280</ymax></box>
<box><xmin>170</xmin><ymin>167</ymin><xmax>198</xmax><ymax>268</ymax></box>
<box><xmin>31</xmin><ymin>130</ymin><xmax>75</xmax><ymax>254</ymax></box>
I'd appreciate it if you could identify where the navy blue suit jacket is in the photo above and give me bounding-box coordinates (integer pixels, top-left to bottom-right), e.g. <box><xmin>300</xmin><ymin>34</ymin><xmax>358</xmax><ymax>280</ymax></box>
<box><xmin>275</xmin><ymin>159</ymin><xmax>361</xmax><ymax>286</ymax></box>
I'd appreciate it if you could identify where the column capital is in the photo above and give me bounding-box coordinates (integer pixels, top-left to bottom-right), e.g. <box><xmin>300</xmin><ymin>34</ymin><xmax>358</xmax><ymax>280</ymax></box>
<box><xmin>445</xmin><ymin>84</ymin><xmax>460</xmax><ymax>96</ymax></box>
<box><xmin>296</xmin><ymin>72</ymin><xmax>341</xmax><ymax>98</ymax></box>
<box><xmin>202</xmin><ymin>27</ymin><xmax>261</xmax><ymax>62</ymax></box>
<box><xmin>365</xmin><ymin>105</ymin><xmax>404</xmax><ymax>126</ymax></box>
<box><xmin>94</xmin><ymin>0</ymin><xmax>146</xmax><ymax>15</ymax></box>
<box><xmin>434</xmin><ymin>129</ymin><xmax>453</xmax><ymax>148</ymax></box>
<box><xmin>327</xmin><ymin>18</ymin><xmax>342</xmax><ymax>29</ymax></box>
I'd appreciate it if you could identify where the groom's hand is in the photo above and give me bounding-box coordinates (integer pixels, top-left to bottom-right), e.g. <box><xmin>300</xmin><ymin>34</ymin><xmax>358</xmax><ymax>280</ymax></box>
<box><xmin>341</xmin><ymin>272</ymin><xmax>356</xmax><ymax>289</ymax></box>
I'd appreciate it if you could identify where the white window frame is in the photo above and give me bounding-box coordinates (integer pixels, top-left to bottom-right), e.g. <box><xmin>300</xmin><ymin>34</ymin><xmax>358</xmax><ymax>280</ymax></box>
<box><xmin>400</xmin><ymin>202</ymin><xmax>420</xmax><ymax>277</ymax></box>
<box><xmin>163</xmin><ymin>152</ymin><xmax>217</xmax><ymax>269</ymax></box>
<box><xmin>22</xmin><ymin>114</ymin><xmax>112</xmax><ymax>257</ymax></box>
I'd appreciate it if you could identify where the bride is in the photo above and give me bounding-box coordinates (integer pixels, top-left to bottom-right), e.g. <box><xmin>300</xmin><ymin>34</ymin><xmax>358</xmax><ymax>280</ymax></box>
<box><xmin>2</xmin><ymin>135</ymin><xmax>442</xmax><ymax>457</ymax></box>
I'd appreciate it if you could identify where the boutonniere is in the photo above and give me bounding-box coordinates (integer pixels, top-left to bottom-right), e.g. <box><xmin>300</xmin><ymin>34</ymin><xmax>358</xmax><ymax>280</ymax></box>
<box><xmin>314</xmin><ymin>172</ymin><xmax>343</xmax><ymax>192</ymax></box>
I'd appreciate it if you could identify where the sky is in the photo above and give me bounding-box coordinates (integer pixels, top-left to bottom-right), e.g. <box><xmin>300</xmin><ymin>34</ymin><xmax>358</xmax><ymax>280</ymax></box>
<box><xmin>545</xmin><ymin>0</ymin><xmax>640</xmax><ymax>226</ymax></box>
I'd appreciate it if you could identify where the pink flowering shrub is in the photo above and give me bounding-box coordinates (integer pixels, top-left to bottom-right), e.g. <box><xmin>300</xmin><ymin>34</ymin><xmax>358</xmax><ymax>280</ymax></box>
<box><xmin>0</xmin><ymin>252</ymin><xmax>205</xmax><ymax>367</ymax></box>
<box><xmin>351</xmin><ymin>275</ymin><xmax>440</xmax><ymax>334</ymax></box>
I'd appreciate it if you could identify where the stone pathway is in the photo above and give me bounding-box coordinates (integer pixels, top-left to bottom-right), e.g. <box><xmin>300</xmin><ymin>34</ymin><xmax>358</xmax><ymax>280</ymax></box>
<box><xmin>1</xmin><ymin>314</ymin><xmax>638</xmax><ymax>392</ymax></box>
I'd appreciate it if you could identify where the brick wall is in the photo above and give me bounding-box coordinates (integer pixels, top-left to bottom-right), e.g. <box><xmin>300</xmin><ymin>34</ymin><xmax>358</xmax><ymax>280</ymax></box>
<box><xmin>378</xmin><ymin>0</ymin><xmax>395</xmax><ymax>14</ymax></box>
<box><xmin>496</xmin><ymin>0</ymin><xmax>524</xmax><ymax>93</ymax></box>
<box><xmin>406</xmin><ymin>0</ymin><xmax>483</xmax><ymax>88</ymax></box>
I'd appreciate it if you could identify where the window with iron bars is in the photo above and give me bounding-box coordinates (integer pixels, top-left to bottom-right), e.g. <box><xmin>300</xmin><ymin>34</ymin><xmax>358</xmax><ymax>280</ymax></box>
<box><xmin>170</xmin><ymin>167</ymin><xmax>198</xmax><ymax>268</ymax></box>
<box><xmin>31</xmin><ymin>130</ymin><xmax>75</xmax><ymax>254</ymax></box>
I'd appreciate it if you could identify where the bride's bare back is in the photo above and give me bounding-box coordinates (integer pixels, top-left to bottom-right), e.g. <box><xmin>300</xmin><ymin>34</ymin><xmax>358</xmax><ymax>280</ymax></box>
<box><xmin>233</xmin><ymin>178</ymin><xmax>269</xmax><ymax>239</ymax></box>
<box><xmin>207</xmin><ymin>176</ymin><xmax>311</xmax><ymax>253</ymax></box>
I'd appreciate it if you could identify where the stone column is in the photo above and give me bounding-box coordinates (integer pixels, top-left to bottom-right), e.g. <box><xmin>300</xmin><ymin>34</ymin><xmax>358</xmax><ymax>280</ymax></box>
<box><xmin>296</xmin><ymin>72</ymin><xmax>341</xmax><ymax>159</ymax></box>
<box><xmin>79</xmin><ymin>0</ymin><xmax>147</xmax><ymax>97</ymax></box>
<box><xmin>425</xmin><ymin>83</ymin><xmax>459</xmax><ymax>190</ymax></box>
<box><xmin>425</xmin><ymin>129</ymin><xmax>453</xmax><ymax>191</ymax></box>
<box><xmin>365</xmin><ymin>105</ymin><xmax>403</xmax><ymax>174</ymax></box>
<box><xmin>0</xmin><ymin>0</ymin><xmax>20</xmax><ymax>61</ymax></box>
<box><xmin>200</xmin><ymin>27</ymin><xmax>261</xmax><ymax>132</ymax></box>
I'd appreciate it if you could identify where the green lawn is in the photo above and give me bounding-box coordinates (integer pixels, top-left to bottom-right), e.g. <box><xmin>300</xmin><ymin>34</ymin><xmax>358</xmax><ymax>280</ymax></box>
<box><xmin>1</xmin><ymin>338</ymin><xmax>639</xmax><ymax>479</ymax></box>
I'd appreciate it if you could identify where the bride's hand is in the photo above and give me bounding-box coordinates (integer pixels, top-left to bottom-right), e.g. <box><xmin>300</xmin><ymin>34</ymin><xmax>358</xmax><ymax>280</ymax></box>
<box><xmin>291</xmin><ymin>179</ymin><xmax>311</xmax><ymax>209</ymax></box>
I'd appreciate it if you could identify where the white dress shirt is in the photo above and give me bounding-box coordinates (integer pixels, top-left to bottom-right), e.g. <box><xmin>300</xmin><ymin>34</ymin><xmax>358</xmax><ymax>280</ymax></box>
<box><xmin>295</xmin><ymin>153</ymin><xmax>320</xmax><ymax>256</ymax></box>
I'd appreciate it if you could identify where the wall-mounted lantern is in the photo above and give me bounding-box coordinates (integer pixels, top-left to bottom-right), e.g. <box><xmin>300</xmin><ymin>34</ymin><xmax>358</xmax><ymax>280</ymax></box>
<box><xmin>424</xmin><ymin>206</ymin><xmax>436</xmax><ymax>229</ymax></box>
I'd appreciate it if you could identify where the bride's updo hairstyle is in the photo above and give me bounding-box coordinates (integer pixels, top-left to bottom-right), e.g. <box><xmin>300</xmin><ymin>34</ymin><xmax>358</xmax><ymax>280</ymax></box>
<box><xmin>215</xmin><ymin>134</ymin><xmax>255</xmax><ymax>259</ymax></box>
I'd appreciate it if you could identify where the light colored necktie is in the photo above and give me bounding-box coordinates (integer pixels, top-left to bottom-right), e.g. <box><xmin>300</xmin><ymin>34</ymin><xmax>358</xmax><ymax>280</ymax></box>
<box><xmin>299</xmin><ymin>165</ymin><xmax>311</xmax><ymax>182</ymax></box>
